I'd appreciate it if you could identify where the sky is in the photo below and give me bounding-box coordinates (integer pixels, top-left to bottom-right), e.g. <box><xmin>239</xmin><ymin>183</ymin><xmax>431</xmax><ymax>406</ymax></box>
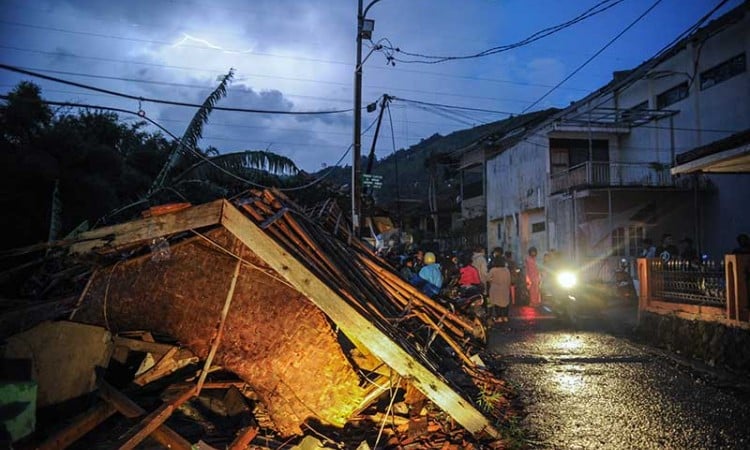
<box><xmin>0</xmin><ymin>0</ymin><xmax>742</xmax><ymax>172</ymax></box>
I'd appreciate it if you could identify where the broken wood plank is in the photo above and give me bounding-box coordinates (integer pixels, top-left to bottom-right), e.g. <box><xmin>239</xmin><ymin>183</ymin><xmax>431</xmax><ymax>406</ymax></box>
<box><xmin>220</xmin><ymin>201</ymin><xmax>499</xmax><ymax>439</ymax></box>
<box><xmin>113</xmin><ymin>336</ymin><xmax>175</xmax><ymax>356</ymax></box>
<box><xmin>228</xmin><ymin>426</ymin><xmax>259</xmax><ymax>450</ymax></box>
<box><xmin>141</xmin><ymin>202</ymin><xmax>192</xmax><ymax>218</ymax></box>
<box><xmin>196</xmin><ymin>259</ymin><xmax>241</xmax><ymax>394</ymax></box>
<box><xmin>70</xmin><ymin>199</ymin><xmax>224</xmax><ymax>254</ymax></box>
<box><xmin>133</xmin><ymin>346</ymin><xmax>176</xmax><ymax>385</ymax></box>
<box><xmin>115</xmin><ymin>386</ymin><xmax>196</xmax><ymax>450</ymax></box>
<box><xmin>37</xmin><ymin>402</ymin><xmax>117</xmax><ymax>450</ymax></box>
<box><xmin>96</xmin><ymin>377</ymin><xmax>192</xmax><ymax>450</ymax></box>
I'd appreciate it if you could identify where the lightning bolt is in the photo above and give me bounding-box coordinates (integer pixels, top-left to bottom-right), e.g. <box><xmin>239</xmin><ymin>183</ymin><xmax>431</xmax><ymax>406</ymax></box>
<box><xmin>172</xmin><ymin>34</ymin><xmax>255</xmax><ymax>54</ymax></box>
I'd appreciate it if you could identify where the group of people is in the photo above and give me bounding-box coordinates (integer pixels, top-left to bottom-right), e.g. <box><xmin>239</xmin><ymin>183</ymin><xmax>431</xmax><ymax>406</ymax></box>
<box><xmin>396</xmin><ymin>245</ymin><xmax>521</xmax><ymax>324</ymax></box>
<box><xmin>641</xmin><ymin>234</ymin><xmax>695</xmax><ymax>262</ymax></box>
<box><xmin>641</xmin><ymin>232</ymin><xmax>750</xmax><ymax>262</ymax></box>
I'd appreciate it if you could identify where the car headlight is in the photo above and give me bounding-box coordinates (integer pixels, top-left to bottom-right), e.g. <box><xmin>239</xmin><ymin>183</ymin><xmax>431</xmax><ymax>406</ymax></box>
<box><xmin>557</xmin><ymin>271</ymin><xmax>577</xmax><ymax>289</ymax></box>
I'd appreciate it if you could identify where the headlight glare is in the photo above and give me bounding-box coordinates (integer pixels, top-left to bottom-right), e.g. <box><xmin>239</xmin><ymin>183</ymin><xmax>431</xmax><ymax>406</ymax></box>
<box><xmin>557</xmin><ymin>271</ymin><xmax>577</xmax><ymax>289</ymax></box>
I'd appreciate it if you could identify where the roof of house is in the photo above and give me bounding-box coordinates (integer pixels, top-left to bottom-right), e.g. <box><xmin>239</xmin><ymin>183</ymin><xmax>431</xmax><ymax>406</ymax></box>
<box><xmin>672</xmin><ymin>128</ymin><xmax>750</xmax><ymax>174</ymax></box>
<box><xmin>59</xmin><ymin>190</ymin><xmax>503</xmax><ymax>438</ymax></box>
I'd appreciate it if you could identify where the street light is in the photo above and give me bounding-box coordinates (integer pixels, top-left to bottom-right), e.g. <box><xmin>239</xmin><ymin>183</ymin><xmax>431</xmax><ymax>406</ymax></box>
<box><xmin>352</xmin><ymin>0</ymin><xmax>383</xmax><ymax>238</ymax></box>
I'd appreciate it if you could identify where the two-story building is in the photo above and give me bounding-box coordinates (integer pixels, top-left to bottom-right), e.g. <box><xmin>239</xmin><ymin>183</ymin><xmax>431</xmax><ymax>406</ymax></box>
<box><xmin>485</xmin><ymin>2</ymin><xmax>750</xmax><ymax>278</ymax></box>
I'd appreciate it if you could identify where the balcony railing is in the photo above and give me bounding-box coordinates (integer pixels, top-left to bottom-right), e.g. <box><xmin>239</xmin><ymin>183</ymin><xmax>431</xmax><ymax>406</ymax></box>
<box><xmin>550</xmin><ymin>161</ymin><xmax>673</xmax><ymax>193</ymax></box>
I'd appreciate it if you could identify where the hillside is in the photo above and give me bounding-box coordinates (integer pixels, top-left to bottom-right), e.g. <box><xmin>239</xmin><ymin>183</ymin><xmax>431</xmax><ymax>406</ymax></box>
<box><xmin>319</xmin><ymin>109</ymin><xmax>558</xmax><ymax>217</ymax></box>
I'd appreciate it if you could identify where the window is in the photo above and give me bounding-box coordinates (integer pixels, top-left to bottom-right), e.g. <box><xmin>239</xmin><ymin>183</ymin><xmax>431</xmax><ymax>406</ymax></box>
<box><xmin>461</xmin><ymin>166</ymin><xmax>483</xmax><ymax>199</ymax></box>
<box><xmin>612</xmin><ymin>227</ymin><xmax>626</xmax><ymax>256</ymax></box>
<box><xmin>656</xmin><ymin>82</ymin><xmax>689</xmax><ymax>109</ymax></box>
<box><xmin>621</xmin><ymin>100</ymin><xmax>648</xmax><ymax>123</ymax></box>
<box><xmin>612</xmin><ymin>225</ymin><xmax>645</xmax><ymax>257</ymax></box>
<box><xmin>531</xmin><ymin>222</ymin><xmax>545</xmax><ymax>233</ymax></box>
<box><xmin>628</xmin><ymin>225</ymin><xmax>645</xmax><ymax>256</ymax></box>
<box><xmin>549</xmin><ymin>138</ymin><xmax>609</xmax><ymax>168</ymax></box>
<box><xmin>700</xmin><ymin>53</ymin><xmax>746</xmax><ymax>90</ymax></box>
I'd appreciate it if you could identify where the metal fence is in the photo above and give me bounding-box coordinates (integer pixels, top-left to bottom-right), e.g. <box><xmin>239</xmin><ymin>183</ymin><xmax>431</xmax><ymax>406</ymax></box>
<box><xmin>550</xmin><ymin>161</ymin><xmax>673</xmax><ymax>193</ymax></box>
<box><xmin>648</xmin><ymin>258</ymin><xmax>726</xmax><ymax>306</ymax></box>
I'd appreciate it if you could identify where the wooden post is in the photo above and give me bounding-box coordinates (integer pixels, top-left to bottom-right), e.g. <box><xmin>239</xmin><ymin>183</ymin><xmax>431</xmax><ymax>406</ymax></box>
<box><xmin>196</xmin><ymin>259</ymin><xmax>242</xmax><ymax>394</ymax></box>
<box><xmin>96</xmin><ymin>377</ymin><xmax>192</xmax><ymax>450</ymax></box>
<box><xmin>115</xmin><ymin>387</ymin><xmax>196</xmax><ymax>450</ymax></box>
<box><xmin>725</xmin><ymin>254</ymin><xmax>749</xmax><ymax>323</ymax></box>
<box><xmin>37</xmin><ymin>403</ymin><xmax>117</xmax><ymax>450</ymax></box>
<box><xmin>220</xmin><ymin>201</ymin><xmax>500</xmax><ymax>439</ymax></box>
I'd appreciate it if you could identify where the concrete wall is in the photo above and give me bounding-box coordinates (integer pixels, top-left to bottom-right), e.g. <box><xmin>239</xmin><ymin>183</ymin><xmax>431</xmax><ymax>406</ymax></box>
<box><xmin>486</xmin><ymin>135</ymin><xmax>549</xmax><ymax>256</ymax></box>
<box><xmin>637</xmin><ymin>312</ymin><xmax>750</xmax><ymax>374</ymax></box>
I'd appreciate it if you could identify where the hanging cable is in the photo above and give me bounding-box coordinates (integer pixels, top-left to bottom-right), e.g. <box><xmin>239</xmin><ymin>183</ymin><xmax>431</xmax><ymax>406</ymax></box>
<box><xmin>378</xmin><ymin>0</ymin><xmax>626</xmax><ymax>64</ymax></box>
<box><xmin>522</xmin><ymin>0</ymin><xmax>665</xmax><ymax>113</ymax></box>
<box><xmin>0</xmin><ymin>95</ymin><xmax>382</xmax><ymax>196</ymax></box>
<box><xmin>0</xmin><ymin>63</ymin><xmax>354</xmax><ymax>115</ymax></box>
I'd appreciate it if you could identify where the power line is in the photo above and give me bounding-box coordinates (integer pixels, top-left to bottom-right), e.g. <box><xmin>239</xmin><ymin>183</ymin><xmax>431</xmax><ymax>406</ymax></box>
<box><xmin>1</xmin><ymin>47</ymin><xmax>546</xmax><ymax>105</ymax></box>
<box><xmin>391</xmin><ymin>97</ymin><xmax>515</xmax><ymax>116</ymax></box>
<box><xmin>572</xmin><ymin>0</ymin><xmax>733</xmax><ymax>115</ymax></box>
<box><xmin>0</xmin><ymin>68</ymin><xmax>354</xmax><ymax>105</ymax></box>
<box><xmin>0</xmin><ymin>11</ymin><xmax>596</xmax><ymax>92</ymax></box>
<box><xmin>380</xmin><ymin>0</ymin><xmax>626</xmax><ymax>64</ymax></box>
<box><xmin>0</xmin><ymin>63</ymin><xmax>356</xmax><ymax>115</ymax></box>
<box><xmin>0</xmin><ymin>81</ymin><xmax>497</xmax><ymax>132</ymax></box>
<box><xmin>0</xmin><ymin>95</ymin><xmax>383</xmax><ymax>192</ymax></box>
<box><xmin>0</xmin><ymin>20</ymin><xmax>354</xmax><ymax>67</ymax></box>
<box><xmin>522</xmin><ymin>0</ymin><xmax>665</xmax><ymax>113</ymax></box>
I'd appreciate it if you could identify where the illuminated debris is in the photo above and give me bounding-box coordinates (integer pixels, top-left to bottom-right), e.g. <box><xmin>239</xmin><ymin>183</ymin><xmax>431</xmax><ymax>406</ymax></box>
<box><xmin>4</xmin><ymin>190</ymin><xmax>510</xmax><ymax>446</ymax></box>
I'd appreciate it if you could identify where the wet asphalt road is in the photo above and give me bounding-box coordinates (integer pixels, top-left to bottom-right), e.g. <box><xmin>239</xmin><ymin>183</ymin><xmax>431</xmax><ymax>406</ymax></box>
<box><xmin>487</xmin><ymin>304</ymin><xmax>750</xmax><ymax>449</ymax></box>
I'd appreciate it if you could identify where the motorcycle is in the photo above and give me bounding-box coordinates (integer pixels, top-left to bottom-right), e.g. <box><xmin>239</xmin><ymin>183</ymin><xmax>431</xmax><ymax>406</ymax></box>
<box><xmin>542</xmin><ymin>267</ymin><xmax>579</xmax><ymax>324</ymax></box>
<box><xmin>438</xmin><ymin>282</ymin><xmax>488</xmax><ymax>346</ymax></box>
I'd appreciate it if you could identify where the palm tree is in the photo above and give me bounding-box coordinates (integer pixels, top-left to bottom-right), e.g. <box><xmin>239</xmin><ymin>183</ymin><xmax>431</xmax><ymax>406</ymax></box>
<box><xmin>147</xmin><ymin>69</ymin><xmax>299</xmax><ymax>202</ymax></box>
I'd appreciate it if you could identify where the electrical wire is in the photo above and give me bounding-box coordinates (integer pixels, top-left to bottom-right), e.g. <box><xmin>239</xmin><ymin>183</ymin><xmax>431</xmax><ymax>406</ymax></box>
<box><xmin>0</xmin><ymin>42</ymin><xmax>594</xmax><ymax>94</ymax></box>
<box><xmin>1</xmin><ymin>49</ymin><xmax>541</xmax><ymax>105</ymax></box>
<box><xmin>522</xmin><ymin>0</ymin><xmax>665</xmax><ymax>113</ymax></box>
<box><xmin>0</xmin><ymin>63</ymin><xmax>354</xmax><ymax>115</ymax></box>
<box><xmin>379</xmin><ymin>0</ymin><xmax>626</xmax><ymax>64</ymax></box>
<box><xmin>510</xmin><ymin>0</ymin><xmax>734</xmax><ymax>150</ymax></box>
<box><xmin>0</xmin><ymin>81</ymin><xmax>476</xmax><ymax>132</ymax></box>
<box><xmin>567</xmin><ymin>0</ymin><xmax>733</xmax><ymax>116</ymax></box>
<box><xmin>0</xmin><ymin>20</ymin><xmax>354</xmax><ymax>68</ymax></box>
<box><xmin>278</xmin><ymin>115</ymin><xmax>382</xmax><ymax>192</ymax></box>
<box><xmin>0</xmin><ymin>95</ymin><xmax>383</xmax><ymax>193</ymax></box>
<box><xmin>391</xmin><ymin>97</ymin><xmax>514</xmax><ymax>116</ymax></box>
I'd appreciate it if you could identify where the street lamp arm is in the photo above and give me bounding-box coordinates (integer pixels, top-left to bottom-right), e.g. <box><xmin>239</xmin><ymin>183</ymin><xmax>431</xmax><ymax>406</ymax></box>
<box><xmin>356</xmin><ymin>44</ymin><xmax>383</xmax><ymax>72</ymax></box>
<box><xmin>363</xmin><ymin>0</ymin><xmax>384</xmax><ymax>18</ymax></box>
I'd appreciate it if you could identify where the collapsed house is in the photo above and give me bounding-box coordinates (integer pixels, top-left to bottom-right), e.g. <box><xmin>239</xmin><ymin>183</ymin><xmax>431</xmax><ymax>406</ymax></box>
<box><xmin>2</xmin><ymin>190</ymin><xmax>505</xmax><ymax>447</ymax></box>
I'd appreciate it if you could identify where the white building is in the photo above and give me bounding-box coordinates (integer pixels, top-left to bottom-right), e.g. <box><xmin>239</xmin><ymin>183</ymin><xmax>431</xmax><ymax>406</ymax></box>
<box><xmin>485</xmin><ymin>2</ymin><xmax>750</xmax><ymax>278</ymax></box>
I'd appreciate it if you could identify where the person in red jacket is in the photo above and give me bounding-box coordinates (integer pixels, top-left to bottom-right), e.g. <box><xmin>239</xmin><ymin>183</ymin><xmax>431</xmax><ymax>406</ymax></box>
<box><xmin>459</xmin><ymin>254</ymin><xmax>482</xmax><ymax>296</ymax></box>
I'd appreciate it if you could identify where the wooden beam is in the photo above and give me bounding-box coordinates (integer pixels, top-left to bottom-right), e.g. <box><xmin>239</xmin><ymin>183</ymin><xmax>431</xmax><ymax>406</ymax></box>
<box><xmin>113</xmin><ymin>336</ymin><xmax>176</xmax><ymax>356</ymax></box>
<box><xmin>96</xmin><ymin>378</ymin><xmax>192</xmax><ymax>450</ymax></box>
<box><xmin>70</xmin><ymin>199</ymin><xmax>224</xmax><ymax>254</ymax></box>
<box><xmin>220</xmin><ymin>201</ymin><xmax>499</xmax><ymax>439</ymax></box>
<box><xmin>228</xmin><ymin>426</ymin><xmax>259</xmax><ymax>450</ymax></box>
<box><xmin>116</xmin><ymin>387</ymin><xmax>196</xmax><ymax>450</ymax></box>
<box><xmin>37</xmin><ymin>403</ymin><xmax>117</xmax><ymax>450</ymax></box>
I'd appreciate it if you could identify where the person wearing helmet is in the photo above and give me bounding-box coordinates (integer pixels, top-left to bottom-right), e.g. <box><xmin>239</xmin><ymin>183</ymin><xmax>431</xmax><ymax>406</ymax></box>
<box><xmin>418</xmin><ymin>251</ymin><xmax>443</xmax><ymax>298</ymax></box>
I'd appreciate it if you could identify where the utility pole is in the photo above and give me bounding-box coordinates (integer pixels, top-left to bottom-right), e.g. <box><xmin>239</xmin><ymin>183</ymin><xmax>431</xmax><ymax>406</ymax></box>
<box><xmin>352</xmin><ymin>0</ymin><xmax>380</xmax><ymax>237</ymax></box>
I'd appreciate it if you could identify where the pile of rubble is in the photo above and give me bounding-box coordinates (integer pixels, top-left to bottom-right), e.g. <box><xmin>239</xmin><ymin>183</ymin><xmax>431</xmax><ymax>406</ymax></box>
<box><xmin>1</xmin><ymin>190</ymin><xmax>512</xmax><ymax>448</ymax></box>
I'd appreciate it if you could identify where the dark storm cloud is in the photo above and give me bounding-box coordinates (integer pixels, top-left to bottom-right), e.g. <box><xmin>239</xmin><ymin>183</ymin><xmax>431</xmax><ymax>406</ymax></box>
<box><xmin>3</xmin><ymin>0</ymin><xmax>741</xmax><ymax>172</ymax></box>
